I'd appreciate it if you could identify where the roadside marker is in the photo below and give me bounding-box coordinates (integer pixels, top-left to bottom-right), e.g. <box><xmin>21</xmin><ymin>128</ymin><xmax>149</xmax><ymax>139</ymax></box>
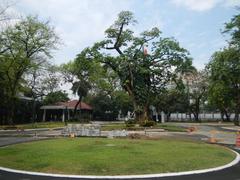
<box><xmin>236</xmin><ymin>132</ymin><xmax>240</xmax><ymax>148</ymax></box>
<box><xmin>209</xmin><ymin>130</ymin><xmax>217</xmax><ymax>143</ymax></box>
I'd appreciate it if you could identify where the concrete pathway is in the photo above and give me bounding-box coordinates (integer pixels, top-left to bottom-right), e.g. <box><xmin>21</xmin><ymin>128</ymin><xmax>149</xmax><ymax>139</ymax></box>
<box><xmin>174</xmin><ymin>123</ymin><xmax>238</xmax><ymax>145</ymax></box>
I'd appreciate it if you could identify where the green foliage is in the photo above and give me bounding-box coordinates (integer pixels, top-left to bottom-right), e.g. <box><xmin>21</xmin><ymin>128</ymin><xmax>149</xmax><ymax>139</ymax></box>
<box><xmin>208</xmin><ymin>47</ymin><xmax>240</xmax><ymax>124</ymax></box>
<box><xmin>223</xmin><ymin>11</ymin><xmax>240</xmax><ymax>48</ymax></box>
<box><xmin>76</xmin><ymin>11</ymin><xmax>192</xmax><ymax>121</ymax></box>
<box><xmin>185</xmin><ymin>70</ymin><xmax>208</xmax><ymax>122</ymax></box>
<box><xmin>139</xmin><ymin>120</ymin><xmax>156</xmax><ymax>127</ymax></box>
<box><xmin>125</xmin><ymin>119</ymin><xmax>136</xmax><ymax>127</ymax></box>
<box><xmin>0</xmin><ymin>16</ymin><xmax>59</xmax><ymax>124</ymax></box>
<box><xmin>43</xmin><ymin>91</ymin><xmax>69</xmax><ymax>105</ymax></box>
<box><xmin>71</xmin><ymin>81</ymin><xmax>90</xmax><ymax>99</ymax></box>
<box><xmin>154</xmin><ymin>88</ymin><xmax>188</xmax><ymax>121</ymax></box>
<box><xmin>88</xmin><ymin>93</ymin><xmax>117</xmax><ymax>120</ymax></box>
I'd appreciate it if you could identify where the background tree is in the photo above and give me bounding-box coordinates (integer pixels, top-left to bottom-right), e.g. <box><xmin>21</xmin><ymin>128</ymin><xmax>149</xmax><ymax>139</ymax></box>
<box><xmin>207</xmin><ymin>11</ymin><xmax>240</xmax><ymax>125</ymax></box>
<box><xmin>208</xmin><ymin>48</ymin><xmax>240</xmax><ymax>125</ymax></box>
<box><xmin>25</xmin><ymin>64</ymin><xmax>60</xmax><ymax>122</ymax></box>
<box><xmin>86</xmin><ymin>90</ymin><xmax>133</xmax><ymax>121</ymax></box>
<box><xmin>154</xmin><ymin>87</ymin><xmax>188</xmax><ymax>122</ymax></box>
<box><xmin>207</xmin><ymin>80</ymin><xmax>234</xmax><ymax>122</ymax></box>
<box><xmin>224</xmin><ymin>10</ymin><xmax>240</xmax><ymax>48</ymax></box>
<box><xmin>80</xmin><ymin>11</ymin><xmax>192</xmax><ymax>122</ymax></box>
<box><xmin>188</xmin><ymin>70</ymin><xmax>208</xmax><ymax>122</ymax></box>
<box><xmin>43</xmin><ymin>90</ymin><xmax>69</xmax><ymax>105</ymax></box>
<box><xmin>60</xmin><ymin>58</ymin><xmax>93</xmax><ymax>120</ymax></box>
<box><xmin>71</xmin><ymin>80</ymin><xmax>91</xmax><ymax>120</ymax></box>
<box><xmin>88</xmin><ymin>93</ymin><xmax>116</xmax><ymax>121</ymax></box>
<box><xmin>0</xmin><ymin>16</ymin><xmax>59</xmax><ymax>124</ymax></box>
<box><xmin>0</xmin><ymin>1</ymin><xmax>15</xmax><ymax>22</ymax></box>
<box><xmin>60</xmin><ymin>47</ymin><xmax>123</xmax><ymax>121</ymax></box>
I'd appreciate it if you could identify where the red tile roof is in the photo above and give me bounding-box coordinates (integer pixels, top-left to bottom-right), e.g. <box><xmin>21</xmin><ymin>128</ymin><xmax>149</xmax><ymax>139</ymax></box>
<box><xmin>55</xmin><ymin>100</ymin><xmax>92</xmax><ymax>110</ymax></box>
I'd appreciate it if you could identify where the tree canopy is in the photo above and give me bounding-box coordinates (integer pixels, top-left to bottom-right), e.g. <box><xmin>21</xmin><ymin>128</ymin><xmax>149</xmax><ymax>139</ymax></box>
<box><xmin>75</xmin><ymin>11</ymin><xmax>193</xmax><ymax>122</ymax></box>
<box><xmin>0</xmin><ymin>16</ymin><xmax>59</xmax><ymax>124</ymax></box>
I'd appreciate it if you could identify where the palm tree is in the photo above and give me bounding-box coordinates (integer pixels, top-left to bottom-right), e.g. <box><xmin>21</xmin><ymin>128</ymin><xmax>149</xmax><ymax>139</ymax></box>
<box><xmin>71</xmin><ymin>80</ymin><xmax>90</xmax><ymax>121</ymax></box>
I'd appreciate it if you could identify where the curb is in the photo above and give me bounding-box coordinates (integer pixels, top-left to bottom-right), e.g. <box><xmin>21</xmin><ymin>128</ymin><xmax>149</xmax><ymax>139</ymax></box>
<box><xmin>0</xmin><ymin>149</ymin><xmax>239</xmax><ymax>179</ymax></box>
<box><xmin>0</xmin><ymin>127</ymin><xmax>64</xmax><ymax>132</ymax></box>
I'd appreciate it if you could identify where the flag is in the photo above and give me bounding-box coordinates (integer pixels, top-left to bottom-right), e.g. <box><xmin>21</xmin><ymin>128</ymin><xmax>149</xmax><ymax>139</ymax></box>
<box><xmin>143</xmin><ymin>46</ymin><xmax>148</xmax><ymax>56</ymax></box>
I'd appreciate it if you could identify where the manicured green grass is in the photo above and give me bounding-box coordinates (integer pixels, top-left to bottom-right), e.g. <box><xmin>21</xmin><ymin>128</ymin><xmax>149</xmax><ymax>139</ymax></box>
<box><xmin>0</xmin><ymin>122</ymin><xmax>66</xmax><ymax>130</ymax></box>
<box><xmin>0</xmin><ymin>138</ymin><xmax>235</xmax><ymax>175</ymax></box>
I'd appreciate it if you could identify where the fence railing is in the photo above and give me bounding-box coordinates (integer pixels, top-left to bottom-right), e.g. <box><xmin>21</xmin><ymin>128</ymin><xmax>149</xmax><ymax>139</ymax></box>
<box><xmin>170</xmin><ymin>113</ymin><xmax>235</xmax><ymax>121</ymax></box>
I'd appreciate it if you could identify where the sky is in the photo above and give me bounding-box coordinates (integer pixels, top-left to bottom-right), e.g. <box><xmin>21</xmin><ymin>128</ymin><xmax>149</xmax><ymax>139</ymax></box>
<box><xmin>7</xmin><ymin>0</ymin><xmax>239</xmax><ymax>70</ymax></box>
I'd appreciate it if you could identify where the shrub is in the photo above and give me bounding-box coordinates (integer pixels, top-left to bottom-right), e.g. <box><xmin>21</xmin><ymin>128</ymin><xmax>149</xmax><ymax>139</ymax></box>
<box><xmin>139</xmin><ymin>120</ymin><xmax>156</xmax><ymax>127</ymax></box>
<box><xmin>128</xmin><ymin>133</ymin><xmax>142</xmax><ymax>139</ymax></box>
<box><xmin>125</xmin><ymin>119</ymin><xmax>136</xmax><ymax>128</ymax></box>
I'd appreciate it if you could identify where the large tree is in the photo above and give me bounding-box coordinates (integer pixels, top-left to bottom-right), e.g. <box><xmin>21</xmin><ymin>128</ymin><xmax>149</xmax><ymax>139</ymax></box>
<box><xmin>60</xmin><ymin>59</ymin><xmax>92</xmax><ymax>120</ymax></box>
<box><xmin>224</xmin><ymin>10</ymin><xmax>240</xmax><ymax>48</ymax></box>
<box><xmin>207</xmin><ymin>11</ymin><xmax>240</xmax><ymax>125</ymax></box>
<box><xmin>0</xmin><ymin>16</ymin><xmax>59</xmax><ymax>124</ymax></box>
<box><xmin>43</xmin><ymin>90</ymin><xmax>69</xmax><ymax>105</ymax></box>
<box><xmin>207</xmin><ymin>79</ymin><xmax>234</xmax><ymax>122</ymax></box>
<box><xmin>188</xmin><ymin>70</ymin><xmax>208</xmax><ymax>122</ymax></box>
<box><xmin>208</xmin><ymin>48</ymin><xmax>240</xmax><ymax>125</ymax></box>
<box><xmin>80</xmin><ymin>11</ymin><xmax>192</xmax><ymax>122</ymax></box>
<box><xmin>154</xmin><ymin>87</ymin><xmax>188</xmax><ymax>122</ymax></box>
<box><xmin>25</xmin><ymin>64</ymin><xmax>60</xmax><ymax>122</ymax></box>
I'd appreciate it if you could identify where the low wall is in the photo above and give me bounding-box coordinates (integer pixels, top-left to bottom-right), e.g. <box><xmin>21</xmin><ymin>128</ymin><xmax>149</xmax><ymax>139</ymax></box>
<box><xmin>170</xmin><ymin>113</ymin><xmax>236</xmax><ymax>121</ymax></box>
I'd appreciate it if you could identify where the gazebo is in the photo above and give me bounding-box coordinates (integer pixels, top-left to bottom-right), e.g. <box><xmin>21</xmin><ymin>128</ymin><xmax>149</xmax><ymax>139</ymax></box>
<box><xmin>40</xmin><ymin>100</ymin><xmax>93</xmax><ymax>122</ymax></box>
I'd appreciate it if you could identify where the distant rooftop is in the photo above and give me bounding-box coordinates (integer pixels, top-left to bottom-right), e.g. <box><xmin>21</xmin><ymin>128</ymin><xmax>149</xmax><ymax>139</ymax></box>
<box><xmin>40</xmin><ymin>100</ymin><xmax>92</xmax><ymax>110</ymax></box>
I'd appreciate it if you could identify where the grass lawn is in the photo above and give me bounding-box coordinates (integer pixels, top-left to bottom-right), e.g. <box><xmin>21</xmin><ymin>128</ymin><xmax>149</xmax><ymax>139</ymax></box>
<box><xmin>0</xmin><ymin>138</ymin><xmax>235</xmax><ymax>175</ymax></box>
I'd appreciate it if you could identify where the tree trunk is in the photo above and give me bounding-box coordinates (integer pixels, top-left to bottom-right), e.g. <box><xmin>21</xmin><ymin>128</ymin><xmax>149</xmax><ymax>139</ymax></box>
<box><xmin>134</xmin><ymin>103</ymin><xmax>149</xmax><ymax>122</ymax></box>
<box><xmin>220</xmin><ymin>111</ymin><xmax>224</xmax><ymax>122</ymax></box>
<box><xmin>193</xmin><ymin>98</ymin><xmax>201</xmax><ymax>122</ymax></box>
<box><xmin>234</xmin><ymin>98</ymin><xmax>240</xmax><ymax>126</ymax></box>
<box><xmin>8</xmin><ymin>97</ymin><xmax>15</xmax><ymax>125</ymax></box>
<box><xmin>234</xmin><ymin>109</ymin><xmax>240</xmax><ymax>126</ymax></box>
<box><xmin>166</xmin><ymin>112</ymin><xmax>171</xmax><ymax>122</ymax></box>
<box><xmin>222</xmin><ymin>108</ymin><xmax>231</xmax><ymax>122</ymax></box>
<box><xmin>234</xmin><ymin>114</ymin><xmax>239</xmax><ymax>126</ymax></box>
<box><xmin>193</xmin><ymin>112</ymin><xmax>199</xmax><ymax>122</ymax></box>
<box><xmin>32</xmin><ymin>98</ymin><xmax>37</xmax><ymax>123</ymax></box>
<box><xmin>8</xmin><ymin>106</ymin><xmax>14</xmax><ymax>125</ymax></box>
<box><xmin>73</xmin><ymin>96</ymin><xmax>82</xmax><ymax>121</ymax></box>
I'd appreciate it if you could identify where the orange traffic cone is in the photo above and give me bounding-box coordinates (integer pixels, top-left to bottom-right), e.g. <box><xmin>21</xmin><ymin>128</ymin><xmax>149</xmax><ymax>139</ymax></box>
<box><xmin>208</xmin><ymin>130</ymin><xmax>217</xmax><ymax>143</ymax></box>
<box><xmin>236</xmin><ymin>132</ymin><xmax>240</xmax><ymax>148</ymax></box>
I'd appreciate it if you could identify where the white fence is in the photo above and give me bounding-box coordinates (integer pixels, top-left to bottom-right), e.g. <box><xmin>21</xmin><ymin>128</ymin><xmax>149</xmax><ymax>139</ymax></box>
<box><xmin>170</xmin><ymin>113</ymin><xmax>236</xmax><ymax>121</ymax></box>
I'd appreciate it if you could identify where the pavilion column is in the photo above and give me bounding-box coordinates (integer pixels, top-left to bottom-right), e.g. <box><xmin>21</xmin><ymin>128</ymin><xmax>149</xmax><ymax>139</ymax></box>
<box><xmin>43</xmin><ymin>109</ymin><xmax>46</xmax><ymax>122</ymax></box>
<box><xmin>156</xmin><ymin>112</ymin><xmax>159</xmax><ymax>122</ymax></box>
<box><xmin>161</xmin><ymin>111</ymin><xmax>165</xmax><ymax>123</ymax></box>
<box><xmin>62</xmin><ymin>109</ymin><xmax>65</xmax><ymax>122</ymax></box>
<box><xmin>68</xmin><ymin>109</ymin><xmax>70</xmax><ymax>120</ymax></box>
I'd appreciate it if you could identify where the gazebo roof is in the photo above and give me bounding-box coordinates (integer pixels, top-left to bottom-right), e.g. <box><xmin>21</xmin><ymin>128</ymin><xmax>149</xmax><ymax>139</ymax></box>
<box><xmin>40</xmin><ymin>100</ymin><xmax>92</xmax><ymax>110</ymax></box>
